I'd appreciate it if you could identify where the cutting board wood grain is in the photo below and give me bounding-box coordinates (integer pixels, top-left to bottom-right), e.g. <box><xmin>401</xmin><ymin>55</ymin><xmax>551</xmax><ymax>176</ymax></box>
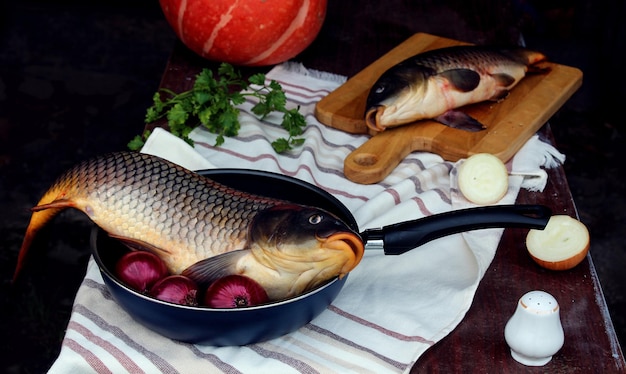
<box><xmin>314</xmin><ymin>33</ymin><xmax>583</xmax><ymax>184</ymax></box>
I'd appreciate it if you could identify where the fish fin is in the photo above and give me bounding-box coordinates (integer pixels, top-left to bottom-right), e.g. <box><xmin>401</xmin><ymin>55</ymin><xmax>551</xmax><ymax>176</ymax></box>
<box><xmin>438</xmin><ymin>69</ymin><xmax>481</xmax><ymax>92</ymax></box>
<box><xmin>488</xmin><ymin>89</ymin><xmax>510</xmax><ymax>102</ymax></box>
<box><xmin>434</xmin><ymin>110</ymin><xmax>486</xmax><ymax>132</ymax></box>
<box><xmin>107</xmin><ymin>233</ymin><xmax>173</xmax><ymax>256</ymax></box>
<box><xmin>12</xmin><ymin>204</ymin><xmax>68</xmax><ymax>282</ymax></box>
<box><xmin>182</xmin><ymin>250</ymin><xmax>249</xmax><ymax>288</ymax></box>
<box><xmin>31</xmin><ymin>199</ymin><xmax>76</xmax><ymax>211</ymax></box>
<box><xmin>491</xmin><ymin>73</ymin><xmax>516</xmax><ymax>87</ymax></box>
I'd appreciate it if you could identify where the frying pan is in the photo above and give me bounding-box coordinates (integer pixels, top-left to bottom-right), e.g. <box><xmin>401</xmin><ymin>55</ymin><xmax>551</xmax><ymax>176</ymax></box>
<box><xmin>91</xmin><ymin>168</ymin><xmax>551</xmax><ymax>346</ymax></box>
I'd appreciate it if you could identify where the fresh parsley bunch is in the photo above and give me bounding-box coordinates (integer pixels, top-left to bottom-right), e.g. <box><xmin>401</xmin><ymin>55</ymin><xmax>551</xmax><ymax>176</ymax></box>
<box><xmin>129</xmin><ymin>63</ymin><xmax>306</xmax><ymax>153</ymax></box>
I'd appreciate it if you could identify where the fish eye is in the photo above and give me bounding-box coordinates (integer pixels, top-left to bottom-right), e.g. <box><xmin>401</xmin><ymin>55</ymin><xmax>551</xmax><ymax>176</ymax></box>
<box><xmin>308</xmin><ymin>214</ymin><xmax>323</xmax><ymax>225</ymax></box>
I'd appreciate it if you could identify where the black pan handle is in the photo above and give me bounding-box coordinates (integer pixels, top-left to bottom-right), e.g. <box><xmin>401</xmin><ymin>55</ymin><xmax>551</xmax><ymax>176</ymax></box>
<box><xmin>362</xmin><ymin>204</ymin><xmax>551</xmax><ymax>255</ymax></box>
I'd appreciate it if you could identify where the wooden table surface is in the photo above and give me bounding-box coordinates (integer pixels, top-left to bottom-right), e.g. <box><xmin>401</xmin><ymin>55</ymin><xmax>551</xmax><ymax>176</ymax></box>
<box><xmin>150</xmin><ymin>1</ymin><xmax>626</xmax><ymax>371</ymax></box>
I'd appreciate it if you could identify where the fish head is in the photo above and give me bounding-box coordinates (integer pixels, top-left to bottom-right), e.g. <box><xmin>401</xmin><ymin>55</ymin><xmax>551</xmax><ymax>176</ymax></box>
<box><xmin>247</xmin><ymin>204</ymin><xmax>364</xmax><ymax>297</ymax></box>
<box><xmin>365</xmin><ymin>63</ymin><xmax>431</xmax><ymax>131</ymax></box>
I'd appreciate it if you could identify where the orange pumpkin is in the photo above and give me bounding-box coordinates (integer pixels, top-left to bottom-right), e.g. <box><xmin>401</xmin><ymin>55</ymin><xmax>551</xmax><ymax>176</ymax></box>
<box><xmin>159</xmin><ymin>0</ymin><xmax>327</xmax><ymax>66</ymax></box>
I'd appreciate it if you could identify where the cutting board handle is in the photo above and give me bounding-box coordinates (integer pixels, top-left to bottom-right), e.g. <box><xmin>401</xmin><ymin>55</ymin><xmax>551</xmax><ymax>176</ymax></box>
<box><xmin>344</xmin><ymin>125</ymin><xmax>437</xmax><ymax>184</ymax></box>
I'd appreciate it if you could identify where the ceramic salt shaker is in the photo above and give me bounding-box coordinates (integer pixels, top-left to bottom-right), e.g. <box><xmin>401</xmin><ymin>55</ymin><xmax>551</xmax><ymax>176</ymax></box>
<box><xmin>504</xmin><ymin>290</ymin><xmax>564</xmax><ymax>366</ymax></box>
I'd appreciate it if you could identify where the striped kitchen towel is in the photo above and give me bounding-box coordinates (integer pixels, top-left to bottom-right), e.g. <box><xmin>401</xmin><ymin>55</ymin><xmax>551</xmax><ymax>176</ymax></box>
<box><xmin>48</xmin><ymin>62</ymin><xmax>564</xmax><ymax>374</ymax></box>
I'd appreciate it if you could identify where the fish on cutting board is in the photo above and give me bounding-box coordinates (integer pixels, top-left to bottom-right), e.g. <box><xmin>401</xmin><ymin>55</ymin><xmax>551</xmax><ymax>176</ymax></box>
<box><xmin>13</xmin><ymin>152</ymin><xmax>364</xmax><ymax>301</ymax></box>
<box><xmin>365</xmin><ymin>45</ymin><xmax>549</xmax><ymax>132</ymax></box>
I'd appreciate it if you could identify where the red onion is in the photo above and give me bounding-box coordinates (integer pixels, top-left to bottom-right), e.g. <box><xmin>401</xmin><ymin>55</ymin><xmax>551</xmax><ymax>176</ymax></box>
<box><xmin>149</xmin><ymin>275</ymin><xmax>199</xmax><ymax>306</ymax></box>
<box><xmin>115</xmin><ymin>251</ymin><xmax>169</xmax><ymax>293</ymax></box>
<box><xmin>203</xmin><ymin>275</ymin><xmax>269</xmax><ymax>308</ymax></box>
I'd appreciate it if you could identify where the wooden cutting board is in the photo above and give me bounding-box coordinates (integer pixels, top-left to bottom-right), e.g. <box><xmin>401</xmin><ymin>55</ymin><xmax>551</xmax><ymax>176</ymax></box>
<box><xmin>314</xmin><ymin>33</ymin><xmax>583</xmax><ymax>184</ymax></box>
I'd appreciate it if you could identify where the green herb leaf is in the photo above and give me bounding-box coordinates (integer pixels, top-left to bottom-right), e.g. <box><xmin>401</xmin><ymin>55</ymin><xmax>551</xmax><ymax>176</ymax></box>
<box><xmin>127</xmin><ymin>130</ymin><xmax>152</xmax><ymax>151</ymax></box>
<box><xmin>194</xmin><ymin>91</ymin><xmax>211</xmax><ymax>106</ymax></box>
<box><xmin>217</xmin><ymin>62</ymin><xmax>238</xmax><ymax>80</ymax></box>
<box><xmin>229</xmin><ymin>91</ymin><xmax>245</xmax><ymax>106</ymax></box>
<box><xmin>127</xmin><ymin>135</ymin><xmax>145</xmax><ymax>151</ymax></box>
<box><xmin>198</xmin><ymin>106</ymin><xmax>214</xmax><ymax>125</ymax></box>
<box><xmin>215</xmin><ymin>134</ymin><xmax>225</xmax><ymax>147</ymax></box>
<box><xmin>271</xmin><ymin>138</ymin><xmax>291</xmax><ymax>153</ymax></box>
<box><xmin>248</xmin><ymin>73</ymin><xmax>266</xmax><ymax>86</ymax></box>
<box><xmin>195</xmin><ymin>69</ymin><xmax>214</xmax><ymax>89</ymax></box>
<box><xmin>167</xmin><ymin>103</ymin><xmax>189</xmax><ymax>126</ymax></box>
<box><xmin>282</xmin><ymin>107</ymin><xmax>306</xmax><ymax>136</ymax></box>
<box><xmin>218</xmin><ymin>106</ymin><xmax>241</xmax><ymax>137</ymax></box>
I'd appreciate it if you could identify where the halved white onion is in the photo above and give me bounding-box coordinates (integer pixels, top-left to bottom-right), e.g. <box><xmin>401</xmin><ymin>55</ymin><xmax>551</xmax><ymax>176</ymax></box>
<box><xmin>526</xmin><ymin>215</ymin><xmax>590</xmax><ymax>270</ymax></box>
<box><xmin>458</xmin><ymin>153</ymin><xmax>509</xmax><ymax>205</ymax></box>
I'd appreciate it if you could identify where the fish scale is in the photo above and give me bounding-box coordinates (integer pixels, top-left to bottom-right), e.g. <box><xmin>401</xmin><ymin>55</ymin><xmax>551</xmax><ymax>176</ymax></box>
<box><xmin>14</xmin><ymin>151</ymin><xmax>281</xmax><ymax>277</ymax></box>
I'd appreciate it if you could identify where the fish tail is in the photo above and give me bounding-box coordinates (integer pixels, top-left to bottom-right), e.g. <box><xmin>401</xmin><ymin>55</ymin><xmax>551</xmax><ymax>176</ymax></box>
<box><xmin>525</xmin><ymin>50</ymin><xmax>548</xmax><ymax>66</ymax></box>
<box><xmin>501</xmin><ymin>49</ymin><xmax>548</xmax><ymax>68</ymax></box>
<box><xmin>525</xmin><ymin>51</ymin><xmax>552</xmax><ymax>74</ymax></box>
<box><xmin>508</xmin><ymin>49</ymin><xmax>550</xmax><ymax>74</ymax></box>
<box><xmin>12</xmin><ymin>184</ymin><xmax>77</xmax><ymax>282</ymax></box>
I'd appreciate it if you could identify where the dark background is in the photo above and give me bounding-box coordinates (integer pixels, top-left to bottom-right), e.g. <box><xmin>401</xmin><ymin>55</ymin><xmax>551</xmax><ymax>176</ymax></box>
<box><xmin>1</xmin><ymin>1</ymin><xmax>624</xmax><ymax>372</ymax></box>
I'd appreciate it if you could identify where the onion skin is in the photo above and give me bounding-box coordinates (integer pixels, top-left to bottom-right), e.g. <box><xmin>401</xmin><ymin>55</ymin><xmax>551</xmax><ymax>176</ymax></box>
<box><xmin>115</xmin><ymin>251</ymin><xmax>169</xmax><ymax>293</ymax></box>
<box><xmin>203</xmin><ymin>275</ymin><xmax>269</xmax><ymax>308</ymax></box>
<box><xmin>526</xmin><ymin>215</ymin><xmax>590</xmax><ymax>271</ymax></box>
<box><xmin>149</xmin><ymin>275</ymin><xmax>199</xmax><ymax>306</ymax></box>
<box><xmin>528</xmin><ymin>245</ymin><xmax>589</xmax><ymax>271</ymax></box>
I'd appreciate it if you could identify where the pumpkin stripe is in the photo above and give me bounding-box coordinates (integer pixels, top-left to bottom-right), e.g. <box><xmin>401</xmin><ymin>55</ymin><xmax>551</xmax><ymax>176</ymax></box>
<box><xmin>244</xmin><ymin>0</ymin><xmax>310</xmax><ymax>65</ymax></box>
<box><xmin>176</xmin><ymin>0</ymin><xmax>189</xmax><ymax>45</ymax></box>
<box><xmin>202</xmin><ymin>1</ymin><xmax>239</xmax><ymax>55</ymax></box>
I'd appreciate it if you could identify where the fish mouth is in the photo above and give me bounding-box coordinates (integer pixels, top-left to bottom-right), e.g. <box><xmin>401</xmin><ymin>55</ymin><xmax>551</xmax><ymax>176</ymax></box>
<box><xmin>365</xmin><ymin>106</ymin><xmax>387</xmax><ymax>132</ymax></box>
<box><xmin>321</xmin><ymin>232</ymin><xmax>365</xmax><ymax>276</ymax></box>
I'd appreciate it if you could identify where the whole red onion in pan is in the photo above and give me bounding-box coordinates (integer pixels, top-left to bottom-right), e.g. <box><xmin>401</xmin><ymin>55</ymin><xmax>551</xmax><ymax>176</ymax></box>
<box><xmin>150</xmin><ymin>275</ymin><xmax>199</xmax><ymax>306</ymax></box>
<box><xmin>204</xmin><ymin>275</ymin><xmax>269</xmax><ymax>308</ymax></box>
<box><xmin>115</xmin><ymin>251</ymin><xmax>169</xmax><ymax>293</ymax></box>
